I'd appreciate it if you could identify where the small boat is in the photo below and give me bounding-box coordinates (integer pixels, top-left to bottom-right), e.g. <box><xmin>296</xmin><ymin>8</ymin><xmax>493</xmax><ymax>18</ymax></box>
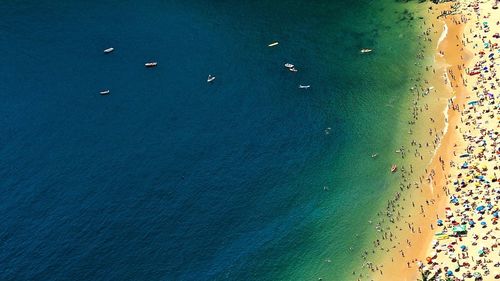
<box><xmin>100</xmin><ymin>90</ymin><xmax>110</xmax><ymax>95</ymax></box>
<box><xmin>103</xmin><ymin>47</ymin><xmax>114</xmax><ymax>53</ymax></box>
<box><xmin>284</xmin><ymin>63</ymin><xmax>294</xmax><ymax>68</ymax></box>
<box><xmin>145</xmin><ymin>62</ymin><xmax>158</xmax><ymax>67</ymax></box>
<box><xmin>299</xmin><ymin>85</ymin><xmax>310</xmax><ymax>89</ymax></box>
<box><xmin>391</xmin><ymin>164</ymin><xmax>397</xmax><ymax>173</ymax></box>
<box><xmin>207</xmin><ymin>75</ymin><xmax>216</xmax><ymax>83</ymax></box>
<box><xmin>268</xmin><ymin>42</ymin><xmax>279</xmax><ymax>47</ymax></box>
<box><xmin>360</xmin><ymin>48</ymin><xmax>372</xmax><ymax>53</ymax></box>
<box><xmin>371</xmin><ymin>153</ymin><xmax>378</xmax><ymax>158</ymax></box>
<box><xmin>289</xmin><ymin>67</ymin><xmax>298</xmax><ymax>72</ymax></box>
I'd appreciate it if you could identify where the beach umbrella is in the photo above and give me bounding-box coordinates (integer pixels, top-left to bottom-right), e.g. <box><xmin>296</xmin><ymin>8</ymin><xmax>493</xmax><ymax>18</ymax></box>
<box><xmin>473</xmin><ymin>272</ymin><xmax>482</xmax><ymax>278</ymax></box>
<box><xmin>460</xmin><ymin>245</ymin><xmax>467</xmax><ymax>251</ymax></box>
<box><xmin>446</xmin><ymin>270</ymin><xmax>453</xmax><ymax>276</ymax></box>
<box><xmin>481</xmin><ymin>221</ymin><xmax>487</xmax><ymax>226</ymax></box>
<box><xmin>476</xmin><ymin>206</ymin><xmax>485</xmax><ymax>212</ymax></box>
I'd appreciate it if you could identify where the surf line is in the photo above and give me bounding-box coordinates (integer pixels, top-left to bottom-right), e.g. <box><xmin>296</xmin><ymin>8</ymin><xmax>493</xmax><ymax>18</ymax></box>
<box><xmin>437</xmin><ymin>22</ymin><xmax>448</xmax><ymax>53</ymax></box>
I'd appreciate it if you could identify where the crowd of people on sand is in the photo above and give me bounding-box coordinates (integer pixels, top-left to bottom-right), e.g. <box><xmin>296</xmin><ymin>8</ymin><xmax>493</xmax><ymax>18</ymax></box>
<box><xmin>417</xmin><ymin>0</ymin><xmax>499</xmax><ymax>280</ymax></box>
<box><xmin>325</xmin><ymin>1</ymin><xmax>500</xmax><ymax>280</ymax></box>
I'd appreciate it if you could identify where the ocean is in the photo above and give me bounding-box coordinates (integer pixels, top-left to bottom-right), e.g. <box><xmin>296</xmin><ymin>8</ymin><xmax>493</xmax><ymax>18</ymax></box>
<box><xmin>0</xmin><ymin>1</ymin><xmax>426</xmax><ymax>280</ymax></box>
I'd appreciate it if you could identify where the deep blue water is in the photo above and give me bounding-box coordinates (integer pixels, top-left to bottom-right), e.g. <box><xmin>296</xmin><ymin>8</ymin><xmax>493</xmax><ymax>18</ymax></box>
<box><xmin>0</xmin><ymin>1</ymin><xmax>423</xmax><ymax>280</ymax></box>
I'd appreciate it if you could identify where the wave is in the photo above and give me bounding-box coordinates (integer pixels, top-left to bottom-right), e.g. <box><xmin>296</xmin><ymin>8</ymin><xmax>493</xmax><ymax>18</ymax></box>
<box><xmin>437</xmin><ymin>22</ymin><xmax>448</xmax><ymax>52</ymax></box>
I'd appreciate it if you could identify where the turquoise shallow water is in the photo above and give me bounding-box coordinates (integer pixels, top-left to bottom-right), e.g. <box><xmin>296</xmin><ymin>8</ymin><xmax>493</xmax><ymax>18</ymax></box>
<box><xmin>0</xmin><ymin>1</ymin><xmax>425</xmax><ymax>280</ymax></box>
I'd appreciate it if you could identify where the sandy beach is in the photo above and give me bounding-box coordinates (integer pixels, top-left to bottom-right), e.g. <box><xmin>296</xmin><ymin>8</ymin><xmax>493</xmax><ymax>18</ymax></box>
<box><xmin>417</xmin><ymin>0</ymin><xmax>500</xmax><ymax>280</ymax></box>
<box><xmin>355</xmin><ymin>0</ymin><xmax>500</xmax><ymax>280</ymax></box>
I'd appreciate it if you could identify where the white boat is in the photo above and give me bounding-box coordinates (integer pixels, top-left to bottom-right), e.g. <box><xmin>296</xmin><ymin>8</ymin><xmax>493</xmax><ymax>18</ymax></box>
<box><xmin>104</xmin><ymin>47</ymin><xmax>114</xmax><ymax>53</ymax></box>
<box><xmin>289</xmin><ymin>67</ymin><xmax>298</xmax><ymax>72</ymax></box>
<box><xmin>268</xmin><ymin>42</ymin><xmax>279</xmax><ymax>47</ymax></box>
<box><xmin>284</xmin><ymin>63</ymin><xmax>294</xmax><ymax>68</ymax></box>
<box><xmin>299</xmin><ymin>85</ymin><xmax>310</xmax><ymax>89</ymax></box>
<box><xmin>360</xmin><ymin>48</ymin><xmax>372</xmax><ymax>53</ymax></box>
<box><xmin>100</xmin><ymin>90</ymin><xmax>110</xmax><ymax>95</ymax></box>
<box><xmin>207</xmin><ymin>75</ymin><xmax>216</xmax><ymax>83</ymax></box>
<box><xmin>145</xmin><ymin>62</ymin><xmax>158</xmax><ymax>67</ymax></box>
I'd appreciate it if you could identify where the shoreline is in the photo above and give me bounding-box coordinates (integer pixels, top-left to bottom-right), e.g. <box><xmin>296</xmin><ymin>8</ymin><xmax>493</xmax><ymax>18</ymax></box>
<box><xmin>437</xmin><ymin>22</ymin><xmax>450</xmax><ymax>50</ymax></box>
<box><xmin>371</xmin><ymin>0</ymin><xmax>499</xmax><ymax>280</ymax></box>
<box><xmin>364</xmin><ymin>1</ymin><xmax>478</xmax><ymax>280</ymax></box>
